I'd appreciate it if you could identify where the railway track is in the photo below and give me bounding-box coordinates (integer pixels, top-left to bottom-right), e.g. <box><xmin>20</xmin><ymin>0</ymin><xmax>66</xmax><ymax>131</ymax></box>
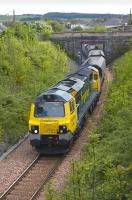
<box><xmin>0</xmin><ymin>155</ymin><xmax>64</xmax><ymax>200</ymax></box>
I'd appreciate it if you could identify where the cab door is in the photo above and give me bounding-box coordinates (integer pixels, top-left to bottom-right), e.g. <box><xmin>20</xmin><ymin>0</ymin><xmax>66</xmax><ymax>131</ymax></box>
<box><xmin>69</xmin><ymin>99</ymin><xmax>77</xmax><ymax>133</ymax></box>
<box><xmin>91</xmin><ymin>72</ymin><xmax>100</xmax><ymax>92</ymax></box>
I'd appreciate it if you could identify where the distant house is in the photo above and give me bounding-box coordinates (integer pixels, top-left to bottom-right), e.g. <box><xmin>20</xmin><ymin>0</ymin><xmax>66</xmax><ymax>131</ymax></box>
<box><xmin>67</xmin><ymin>16</ymin><xmax>132</xmax><ymax>31</ymax></box>
<box><xmin>103</xmin><ymin>18</ymin><xmax>122</xmax><ymax>28</ymax></box>
<box><xmin>71</xmin><ymin>23</ymin><xmax>87</xmax><ymax>29</ymax></box>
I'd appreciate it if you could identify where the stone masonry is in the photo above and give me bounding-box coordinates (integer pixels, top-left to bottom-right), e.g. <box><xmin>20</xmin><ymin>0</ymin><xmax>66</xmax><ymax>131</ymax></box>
<box><xmin>51</xmin><ymin>32</ymin><xmax>132</xmax><ymax>64</ymax></box>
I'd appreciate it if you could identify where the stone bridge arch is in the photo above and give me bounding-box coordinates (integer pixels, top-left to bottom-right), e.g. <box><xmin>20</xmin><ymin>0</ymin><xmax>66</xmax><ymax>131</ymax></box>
<box><xmin>51</xmin><ymin>32</ymin><xmax>132</xmax><ymax>63</ymax></box>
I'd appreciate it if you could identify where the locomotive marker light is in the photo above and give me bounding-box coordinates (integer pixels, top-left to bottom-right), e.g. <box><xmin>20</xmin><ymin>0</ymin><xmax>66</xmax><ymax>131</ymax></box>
<box><xmin>34</xmin><ymin>130</ymin><xmax>38</xmax><ymax>134</ymax></box>
<box><xmin>59</xmin><ymin>125</ymin><xmax>67</xmax><ymax>134</ymax></box>
<box><xmin>31</xmin><ymin>125</ymin><xmax>39</xmax><ymax>134</ymax></box>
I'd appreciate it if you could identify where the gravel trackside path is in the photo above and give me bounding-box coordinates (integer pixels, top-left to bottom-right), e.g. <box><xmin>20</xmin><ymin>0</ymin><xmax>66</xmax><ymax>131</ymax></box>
<box><xmin>0</xmin><ymin>156</ymin><xmax>63</xmax><ymax>200</ymax></box>
<box><xmin>0</xmin><ymin>139</ymin><xmax>38</xmax><ymax>196</ymax></box>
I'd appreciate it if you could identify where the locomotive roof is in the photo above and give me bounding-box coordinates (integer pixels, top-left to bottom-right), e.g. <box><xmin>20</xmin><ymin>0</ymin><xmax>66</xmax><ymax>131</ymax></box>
<box><xmin>34</xmin><ymin>89</ymin><xmax>73</xmax><ymax>102</ymax></box>
<box><xmin>34</xmin><ymin>67</ymin><xmax>92</xmax><ymax>103</ymax></box>
<box><xmin>88</xmin><ymin>50</ymin><xmax>105</xmax><ymax>58</ymax></box>
<box><xmin>76</xmin><ymin>66</ymin><xmax>92</xmax><ymax>76</ymax></box>
<box><xmin>52</xmin><ymin>67</ymin><xmax>92</xmax><ymax>92</ymax></box>
<box><xmin>83</xmin><ymin>44</ymin><xmax>96</xmax><ymax>51</ymax></box>
<box><xmin>53</xmin><ymin>76</ymin><xmax>84</xmax><ymax>92</ymax></box>
<box><xmin>87</xmin><ymin>56</ymin><xmax>105</xmax><ymax>69</ymax></box>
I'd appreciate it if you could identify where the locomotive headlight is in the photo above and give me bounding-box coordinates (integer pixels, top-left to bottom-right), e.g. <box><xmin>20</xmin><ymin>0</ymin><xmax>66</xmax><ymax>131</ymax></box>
<box><xmin>59</xmin><ymin>125</ymin><xmax>67</xmax><ymax>134</ymax></box>
<box><xmin>34</xmin><ymin>130</ymin><xmax>38</xmax><ymax>134</ymax></box>
<box><xmin>31</xmin><ymin>125</ymin><xmax>39</xmax><ymax>134</ymax></box>
<box><xmin>60</xmin><ymin>129</ymin><xmax>64</xmax><ymax>134</ymax></box>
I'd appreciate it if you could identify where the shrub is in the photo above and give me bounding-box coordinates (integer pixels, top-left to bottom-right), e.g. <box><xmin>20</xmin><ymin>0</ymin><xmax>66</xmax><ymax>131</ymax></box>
<box><xmin>0</xmin><ymin>23</ymin><xmax>69</xmax><ymax>144</ymax></box>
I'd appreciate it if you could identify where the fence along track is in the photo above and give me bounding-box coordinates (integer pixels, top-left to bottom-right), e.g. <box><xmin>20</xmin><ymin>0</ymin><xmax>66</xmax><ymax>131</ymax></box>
<box><xmin>0</xmin><ymin>155</ymin><xmax>64</xmax><ymax>200</ymax></box>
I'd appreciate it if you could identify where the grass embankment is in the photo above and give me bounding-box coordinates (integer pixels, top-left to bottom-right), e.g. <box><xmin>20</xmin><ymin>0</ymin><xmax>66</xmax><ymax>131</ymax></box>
<box><xmin>46</xmin><ymin>51</ymin><xmax>132</xmax><ymax>199</ymax></box>
<box><xmin>0</xmin><ymin>23</ymin><xmax>69</xmax><ymax>144</ymax></box>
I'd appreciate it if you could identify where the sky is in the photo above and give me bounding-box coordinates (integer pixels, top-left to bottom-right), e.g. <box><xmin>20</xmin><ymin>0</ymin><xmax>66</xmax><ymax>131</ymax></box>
<box><xmin>0</xmin><ymin>0</ymin><xmax>131</xmax><ymax>15</ymax></box>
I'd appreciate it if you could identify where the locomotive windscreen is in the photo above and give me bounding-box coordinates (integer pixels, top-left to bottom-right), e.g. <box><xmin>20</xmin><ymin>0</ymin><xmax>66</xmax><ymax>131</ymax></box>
<box><xmin>34</xmin><ymin>102</ymin><xmax>65</xmax><ymax>117</ymax></box>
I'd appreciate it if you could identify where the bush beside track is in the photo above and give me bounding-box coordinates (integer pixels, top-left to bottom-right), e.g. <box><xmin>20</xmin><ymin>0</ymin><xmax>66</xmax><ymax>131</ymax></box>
<box><xmin>46</xmin><ymin>51</ymin><xmax>132</xmax><ymax>200</ymax></box>
<box><xmin>0</xmin><ymin>23</ymin><xmax>69</xmax><ymax>146</ymax></box>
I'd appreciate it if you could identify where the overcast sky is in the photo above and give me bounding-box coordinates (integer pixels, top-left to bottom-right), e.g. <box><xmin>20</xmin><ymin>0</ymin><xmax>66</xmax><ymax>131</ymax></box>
<box><xmin>0</xmin><ymin>0</ymin><xmax>131</xmax><ymax>15</ymax></box>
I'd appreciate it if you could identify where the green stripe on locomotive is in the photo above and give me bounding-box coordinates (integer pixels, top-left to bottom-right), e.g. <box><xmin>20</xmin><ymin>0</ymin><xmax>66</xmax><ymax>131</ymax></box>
<box><xmin>75</xmin><ymin>81</ymin><xmax>99</xmax><ymax>124</ymax></box>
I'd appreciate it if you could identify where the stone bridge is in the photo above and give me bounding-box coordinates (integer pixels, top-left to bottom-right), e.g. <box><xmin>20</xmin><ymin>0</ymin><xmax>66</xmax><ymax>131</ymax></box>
<box><xmin>51</xmin><ymin>32</ymin><xmax>132</xmax><ymax>63</ymax></box>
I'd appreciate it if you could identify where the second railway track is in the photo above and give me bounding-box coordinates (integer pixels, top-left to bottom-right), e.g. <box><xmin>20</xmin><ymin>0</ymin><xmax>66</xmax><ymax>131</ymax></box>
<box><xmin>0</xmin><ymin>155</ymin><xmax>64</xmax><ymax>200</ymax></box>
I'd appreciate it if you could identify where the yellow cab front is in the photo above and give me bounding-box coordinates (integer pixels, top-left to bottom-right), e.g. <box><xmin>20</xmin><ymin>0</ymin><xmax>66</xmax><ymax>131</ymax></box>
<box><xmin>29</xmin><ymin>90</ymin><xmax>77</xmax><ymax>149</ymax></box>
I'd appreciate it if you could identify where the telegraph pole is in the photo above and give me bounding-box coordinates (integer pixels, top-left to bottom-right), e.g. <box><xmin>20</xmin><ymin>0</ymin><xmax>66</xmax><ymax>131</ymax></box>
<box><xmin>13</xmin><ymin>9</ymin><xmax>16</xmax><ymax>23</ymax></box>
<box><xmin>128</xmin><ymin>8</ymin><xmax>132</xmax><ymax>25</ymax></box>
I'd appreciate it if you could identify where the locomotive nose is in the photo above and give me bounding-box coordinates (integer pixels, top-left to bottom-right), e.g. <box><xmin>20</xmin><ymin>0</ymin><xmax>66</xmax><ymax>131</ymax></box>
<box><xmin>40</xmin><ymin>120</ymin><xmax>59</xmax><ymax>134</ymax></box>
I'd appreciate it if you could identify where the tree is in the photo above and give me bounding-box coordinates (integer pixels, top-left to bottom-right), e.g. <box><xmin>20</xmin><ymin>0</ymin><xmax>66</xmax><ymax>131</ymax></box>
<box><xmin>49</xmin><ymin>20</ymin><xmax>65</xmax><ymax>32</ymax></box>
<box><xmin>72</xmin><ymin>26</ymin><xmax>83</xmax><ymax>32</ymax></box>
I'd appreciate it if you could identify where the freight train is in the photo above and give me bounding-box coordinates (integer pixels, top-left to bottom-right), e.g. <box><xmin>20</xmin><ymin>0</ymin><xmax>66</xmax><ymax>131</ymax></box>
<box><xmin>28</xmin><ymin>45</ymin><xmax>106</xmax><ymax>154</ymax></box>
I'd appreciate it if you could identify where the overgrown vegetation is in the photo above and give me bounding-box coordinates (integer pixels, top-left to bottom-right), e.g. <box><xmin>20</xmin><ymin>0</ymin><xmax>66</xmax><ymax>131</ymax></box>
<box><xmin>32</xmin><ymin>20</ymin><xmax>65</xmax><ymax>38</ymax></box>
<box><xmin>72</xmin><ymin>25</ymin><xmax>107</xmax><ymax>32</ymax></box>
<box><xmin>0</xmin><ymin>23</ymin><xmax>69</xmax><ymax>144</ymax></box>
<box><xmin>72</xmin><ymin>26</ymin><xmax>83</xmax><ymax>32</ymax></box>
<box><xmin>46</xmin><ymin>51</ymin><xmax>132</xmax><ymax>199</ymax></box>
<box><xmin>87</xmin><ymin>25</ymin><xmax>108</xmax><ymax>32</ymax></box>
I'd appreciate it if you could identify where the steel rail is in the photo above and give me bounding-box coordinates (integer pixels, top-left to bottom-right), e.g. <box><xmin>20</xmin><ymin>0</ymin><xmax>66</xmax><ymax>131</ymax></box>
<box><xmin>30</xmin><ymin>156</ymin><xmax>64</xmax><ymax>200</ymax></box>
<box><xmin>0</xmin><ymin>154</ymin><xmax>64</xmax><ymax>200</ymax></box>
<box><xmin>0</xmin><ymin>154</ymin><xmax>40</xmax><ymax>200</ymax></box>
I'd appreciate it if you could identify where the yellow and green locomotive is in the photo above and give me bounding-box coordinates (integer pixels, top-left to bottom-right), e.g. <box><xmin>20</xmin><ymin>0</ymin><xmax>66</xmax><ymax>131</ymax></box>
<box><xmin>29</xmin><ymin>47</ymin><xmax>106</xmax><ymax>153</ymax></box>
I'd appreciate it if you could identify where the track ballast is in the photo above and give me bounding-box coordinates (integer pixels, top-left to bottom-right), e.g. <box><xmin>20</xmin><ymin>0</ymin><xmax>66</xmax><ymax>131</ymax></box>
<box><xmin>0</xmin><ymin>155</ymin><xmax>64</xmax><ymax>200</ymax></box>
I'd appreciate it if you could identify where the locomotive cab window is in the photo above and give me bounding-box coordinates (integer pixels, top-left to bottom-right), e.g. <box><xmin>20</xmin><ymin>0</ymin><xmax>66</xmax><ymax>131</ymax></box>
<box><xmin>34</xmin><ymin>101</ymin><xmax>65</xmax><ymax>117</ymax></box>
<box><xmin>70</xmin><ymin>100</ymin><xmax>74</xmax><ymax>113</ymax></box>
<box><xmin>94</xmin><ymin>74</ymin><xmax>98</xmax><ymax>80</ymax></box>
<box><xmin>89</xmin><ymin>74</ymin><xmax>93</xmax><ymax>81</ymax></box>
